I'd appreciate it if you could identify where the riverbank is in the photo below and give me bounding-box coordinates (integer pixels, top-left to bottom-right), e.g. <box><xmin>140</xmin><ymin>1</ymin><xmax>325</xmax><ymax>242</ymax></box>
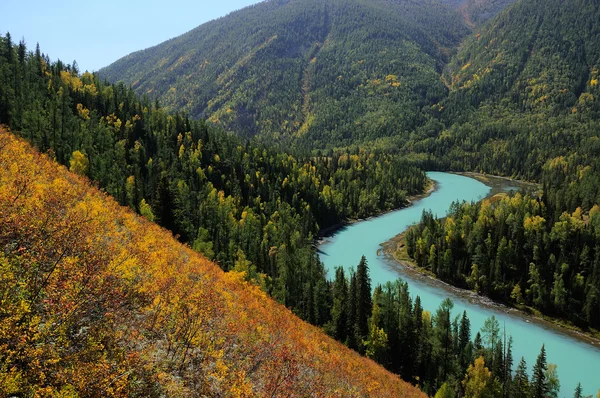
<box><xmin>318</xmin><ymin>178</ymin><xmax>438</xmax><ymax>239</ymax></box>
<box><xmin>456</xmin><ymin>171</ymin><xmax>540</xmax><ymax>195</ymax></box>
<box><xmin>381</xmin><ymin>173</ymin><xmax>600</xmax><ymax>347</ymax></box>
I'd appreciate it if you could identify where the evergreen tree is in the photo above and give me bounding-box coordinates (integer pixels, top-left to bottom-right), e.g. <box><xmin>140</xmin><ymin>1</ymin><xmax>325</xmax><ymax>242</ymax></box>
<box><xmin>346</xmin><ymin>271</ymin><xmax>358</xmax><ymax>350</ymax></box>
<box><xmin>396</xmin><ymin>280</ymin><xmax>416</xmax><ymax>379</ymax></box>
<box><xmin>573</xmin><ymin>383</ymin><xmax>582</xmax><ymax>398</ymax></box>
<box><xmin>458</xmin><ymin>310</ymin><xmax>471</xmax><ymax>353</ymax></box>
<box><xmin>531</xmin><ymin>345</ymin><xmax>548</xmax><ymax>398</ymax></box>
<box><xmin>493</xmin><ymin>339</ymin><xmax>504</xmax><ymax>382</ymax></box>
<box><xmin>434</xmin><ymin>298</ymin><xmax>454</xmax><ymax>383</ymax></box>
<box><xmin>504</xmin><ymin>336</ymin><xmax>514</xmax><ymax>398</ymax></box>
<box><xmin>355</xmin><ymin>255</ymin><xmax>372</xmax><ymax>350</ymax></box>
<box><xmin>329</xmin><ymin>266</ymin><xmax>349</xmax><ymax>341</ymax></box>
<box><xmin>380</xmin><ymin>282</ymin><xmax>401</xmax><ymax>372</ymax></box>
<box><xmin>474</xmin><ymin>331</ymin><xmax>484</xmax><ymax>357</ymax></box>
<box><xmin>364</xmin><ymin>287</ymin><xmax>388</xmax><ymax>362</ymax></box>
<box><xmin>414</xmin><ymin>295</ymin><xmax>423</xmax><ymax>333</ymax></box>
<box><xmin>512</xmin><ymin>357</ymin><xmax>530</xmax><ymax>398</ymax></box>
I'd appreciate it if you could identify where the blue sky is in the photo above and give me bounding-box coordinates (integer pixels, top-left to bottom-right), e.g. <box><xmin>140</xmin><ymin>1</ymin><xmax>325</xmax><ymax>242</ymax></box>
<box><xmin>0</xmin><ymin>0</ymin><xmax>263</xmax><ymax>72</ymax></box>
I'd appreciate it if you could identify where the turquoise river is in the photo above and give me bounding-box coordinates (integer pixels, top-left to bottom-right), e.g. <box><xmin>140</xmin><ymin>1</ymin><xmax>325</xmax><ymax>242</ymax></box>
<box><xmin>319</xmin><ymin>172</ymin><xmax>600</xmax><ymax>397</ymax></box>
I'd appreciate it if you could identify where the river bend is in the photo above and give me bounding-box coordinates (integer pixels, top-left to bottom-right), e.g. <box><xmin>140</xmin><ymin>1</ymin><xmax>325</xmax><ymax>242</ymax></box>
<box><xmin>319</xmin><ymin>172</ymin><xmax>600</xmax><ymax>396</ymax></box>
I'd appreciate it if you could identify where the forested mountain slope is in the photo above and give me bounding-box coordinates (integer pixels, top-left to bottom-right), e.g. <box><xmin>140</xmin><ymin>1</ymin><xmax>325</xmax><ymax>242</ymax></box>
<box><xmin>99</xmin><ymin>0</ymin><xmax>472</xmax><ymax>147</ymax></box>
<box><xmin>445</xmin><ymin>0</ymin><xmax>600</xmax><ymax>116</ymax></box>
<box><xmin>0</xmin><ymin>34</ymin><xmax>544</xmax><ymax>397</ymax></box>
<box><xmin>459</xmin><ymin>0</ymin><xmax>516</xmax><ymax>26</ymax></box>
<box><xmin>0</xmin><ymin>127</ymin><xmax>425</xmax><ymax>397</ymax></box>
<box><xmin>402</xmin><ymin>0</ymin><xmax>600</xmax><ymax>182</ymax></box>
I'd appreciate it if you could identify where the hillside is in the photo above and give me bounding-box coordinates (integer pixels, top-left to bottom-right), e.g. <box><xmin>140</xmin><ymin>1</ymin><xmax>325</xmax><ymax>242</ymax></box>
<box><xmin>0</xmin><ymin>126</ymin><xmax>425</xmax><ymax>397</ymax></box>
<box><xmin>0</xmin><ymin>34</ymin><xmax>539</xmax><ymax>396</ymax></box>
<box><xmin>99</xmin><ymin>0</ymin><xmax>472</xmax><ymax>147</ymax></box>
<box><xmin>457</xmin><ymin>0</ymin><xmax>517</xmax><ymax>27</ymax></box>
<box><xmin>400</xmin><ymin>0</ymin><xmax>600</xmax><ymax>181</ymax></box>
<box><xmin>445</xmin><ymin>0</ymin><xmax>600</xmax><ymax>116</ymax></box>
<box><xmin>0</xmin><ymin>32</ymin><xmax>429</xmax><ymax>329</ymax></box>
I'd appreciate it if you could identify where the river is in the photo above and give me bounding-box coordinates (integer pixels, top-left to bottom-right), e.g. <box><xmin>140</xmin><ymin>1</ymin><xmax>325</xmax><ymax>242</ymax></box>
<box><xmin>318</xmin><ymin>172</ymin><xmax>600</xmax><ymax>397</ymax></box>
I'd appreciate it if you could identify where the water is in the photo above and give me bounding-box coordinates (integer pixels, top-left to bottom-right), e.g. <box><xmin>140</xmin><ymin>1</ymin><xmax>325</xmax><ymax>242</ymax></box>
<box><xmin>319</xmin><ymin>172</ymin><xmax>600</xmax><ymax>397</ymax></box>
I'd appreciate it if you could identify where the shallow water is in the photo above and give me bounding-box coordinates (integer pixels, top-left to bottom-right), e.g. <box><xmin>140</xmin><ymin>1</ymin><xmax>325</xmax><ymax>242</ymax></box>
<box><xmin>319</xmin><ymin>172</ymin><xmax>600</xmax><ymax>396</ymax></box>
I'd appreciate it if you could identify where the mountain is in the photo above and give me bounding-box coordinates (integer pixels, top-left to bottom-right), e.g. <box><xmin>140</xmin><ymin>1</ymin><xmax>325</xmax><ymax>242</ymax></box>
<box><xmin>445</xmin><ymin>0</ymin><xmax>600</xmax><ymax>117</ymax></box>
<box><xmin>99</xmin><ymin>0</ymin><xmax>475</xmax><ymax>147</ymax></box>
<box><xmin>0</xmin><ymin>126</ymin><xmax>425</xmax><ymax>397</ymax></box>
<box><xmin>396</xmin><ymin>0</ymin><xmax>600</xmax><ymax>339</ymax></box>
<box><xmin>455</xmin><ymin>0</ymin><xmax>517</xmax><ymax>27</ymax></box>
<box><xmin>404</xmin><ymin>0</ymin><xmax>600</xmax><ymax>180</ymax></box>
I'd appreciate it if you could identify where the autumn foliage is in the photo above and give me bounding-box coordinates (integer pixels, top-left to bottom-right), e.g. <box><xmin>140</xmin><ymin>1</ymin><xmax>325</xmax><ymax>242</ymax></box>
<box><xmin>0</xmin><ymin>126</ymin><xmax>424</xmax><ymax>396</ymax></box>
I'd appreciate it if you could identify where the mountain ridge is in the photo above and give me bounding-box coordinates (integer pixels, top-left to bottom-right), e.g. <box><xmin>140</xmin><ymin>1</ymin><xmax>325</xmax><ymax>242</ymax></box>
<box><xmin>99</xmin><ymin>0</ymin><xmax>478</xmax><ymax>146</ymax></box>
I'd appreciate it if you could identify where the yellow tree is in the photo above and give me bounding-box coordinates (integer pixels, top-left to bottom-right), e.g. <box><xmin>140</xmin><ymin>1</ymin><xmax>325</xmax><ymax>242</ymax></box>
<box><xmin>434</xmin><ymin>382</ymin><xmax>455</xmax><ymax>398</ymax></box>
<box><xmin>462</xmin><ymin>356</ymin><xmax>493</xmax><ymax>398</ymax></box>
<box><xmin>363</xmin><ymin>288</ymin><xmax>388</xmax><ymax>362</ymax></box>
<box><xmin>139</xmin><ymin>199</ymin><xmax>155</xmax><ymax>222</ymax></box>
<box><xmin>69</xmin><ymin>150</ymin><xmax>88</xmax><ymax>176</ymax></box>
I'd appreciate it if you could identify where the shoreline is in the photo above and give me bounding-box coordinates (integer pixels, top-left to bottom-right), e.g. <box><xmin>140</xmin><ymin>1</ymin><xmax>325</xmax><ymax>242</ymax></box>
<box><xmin>380</xmin><ymin>172</ymin><xmax>600</xmax><ymax>347</ymax></box>
<box><xmin>381</xmin><ymin>232</ymin><xmax>600</xmax><ymax>347</ymax></box>
<box><xmin>317</xmin><ymin>178</ymin><xmax>438</xmax><ymax>240</ymax></box>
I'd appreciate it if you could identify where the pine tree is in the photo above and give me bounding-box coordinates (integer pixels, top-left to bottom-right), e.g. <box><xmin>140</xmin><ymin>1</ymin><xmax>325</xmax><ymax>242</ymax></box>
<box><xmin>493</xmin><ymin>338</ymin><xmax>504</xmax><ymax>382</ymax></box>
<box><xmin>313</xmin><ymin>271</ymin><xmax>331</xmax><ymax>326</ymax></box>
<box><xmin>396</xmin><ymin>279</ymin><xmax>416</xmax><ymax>379</ymax></box>
<box><xmin>346</xmin><ymin>270</ymin><xmax>358</xmax><ymax>349</ymax></box>
<box><xmin>355</xmin><ymin>255</ymin><xmax>372</xmax><ymax>350</ymax></box>
<box><xmin>330</xmin><ymin>266</ymin><xmax>348</xmax><ymax>341</ymax></box>
<box><xmin>414</xmin><ymin>295</ymin><xmax>423</xmax><ymax>332</ymax></box>
<box><xmin>512</xmin><ymin>357</ymin><xmax>530</xmax><ymax>398</ymax></box>
<box><xmin>474</xmin><ymin>331</ymin><xmax>484</xmax><ymax>357</ymax></box>
<box><xmin>459</xmin><ymin>310</ymin><xmax>471</xmax><ymax>353</ymax></box>
<box><xmin>531</xmin><ymin>345</ymin><xmax>548</xmax><ymax>398</ymax></box>
<box><xmin>573</xmin><ymin>383</ymin><xmax>582</xmax><ymax>398</ymax></box>
<box><xmin>364</xmin><ymin>287</ymin><xmax>388</xmax><ymax>362</ymax></box>
<box><xmin>413</xmin><ymin>295</ymin><xmax>425</xmax><ymax>378</ymax></box>
<box><xmin>504</xmin><ymin>336</ymin><xmax>514</xmax><ymax>398</ymax></box>
<box><xmin>434</xmin><ymin>298</ymin><xmax>454</xmax><ymax>381</ymax></box>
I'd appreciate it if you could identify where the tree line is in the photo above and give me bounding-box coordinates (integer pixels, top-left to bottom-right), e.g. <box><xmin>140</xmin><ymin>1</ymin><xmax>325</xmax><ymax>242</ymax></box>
<box><xmin>405</xmin><ymin>179</ymin><xmax>600</xmax><ymax>331</ymax></box>
<box><xmin>324</xmin><ymin>256</ymin><xmax>586</xmax><ymax>397</ymax></box>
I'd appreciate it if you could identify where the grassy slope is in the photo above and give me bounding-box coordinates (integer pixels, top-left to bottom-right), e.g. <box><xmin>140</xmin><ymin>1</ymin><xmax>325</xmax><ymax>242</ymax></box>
<box><xmin>0</xmin><ymin>126</ymin><xmax>424</xmax><ymax>397</ymax></box>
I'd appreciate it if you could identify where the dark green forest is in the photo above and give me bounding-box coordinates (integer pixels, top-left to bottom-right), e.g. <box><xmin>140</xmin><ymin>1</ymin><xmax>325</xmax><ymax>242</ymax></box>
<box><xmin>325</xmin><ymin>257</ymin><xmax>564</xmax><ymax>396</ymax></box>
<box><xmin>405</xmin><ymin>190</ymin><xmax>600</xmax><ymax>331</ymax></box>
<box><xmin>398</xmin><ymin>0</ymin><xmax>600</xmax><ymax>181</ymax></box>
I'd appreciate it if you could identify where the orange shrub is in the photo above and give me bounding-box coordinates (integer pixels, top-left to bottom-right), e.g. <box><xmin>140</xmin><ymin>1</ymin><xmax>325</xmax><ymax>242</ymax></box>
<box><xmin>0</xmin><ymin>127</ymin><xmax>424</xmax><ymax>397</ymax></box>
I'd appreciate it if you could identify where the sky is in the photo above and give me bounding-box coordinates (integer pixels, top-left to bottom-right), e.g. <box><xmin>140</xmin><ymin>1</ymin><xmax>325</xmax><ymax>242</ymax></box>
<box><xmin>0</xmin><ymin>0</ymin><xmax>264</xmax><ymax>72</ymax></box>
